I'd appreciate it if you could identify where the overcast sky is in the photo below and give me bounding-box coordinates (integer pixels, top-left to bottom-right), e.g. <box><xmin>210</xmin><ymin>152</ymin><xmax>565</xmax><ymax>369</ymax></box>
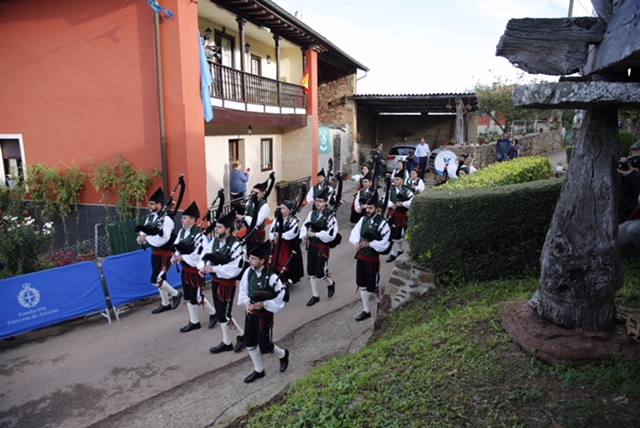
<box><xmin>274</xmin><ymin>0</ymin><xmax>595</xmax><ymax>94</ymax></box>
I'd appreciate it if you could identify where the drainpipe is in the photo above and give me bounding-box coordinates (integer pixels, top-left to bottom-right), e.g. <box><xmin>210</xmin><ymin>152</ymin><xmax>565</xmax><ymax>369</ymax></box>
<box><xmin>153</xmin><ymin>12</ymin><xmax>170</xmax><ymax>193</ymax></box>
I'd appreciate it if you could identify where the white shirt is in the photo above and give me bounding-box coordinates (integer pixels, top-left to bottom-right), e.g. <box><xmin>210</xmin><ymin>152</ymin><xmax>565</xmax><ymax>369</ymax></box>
<box><xmin>269</xmin><ymin>216</ymin><xmax>300</xmax><ymax>241</ymax></box>
<box><xmin>244</xmin><ymin>202</ymin><xmax>270</xmax><ymax>228</ymax></box>
<box><xmin>142</xmin><ymin>214</ymin><xmax>175</xmax><ymax>248</ymax></box>
<box><xmin>197</xmin><ymin>236</ymin><xmax>244</xmax><ymax>279</ymax></box>
<box><xmin>349</xmin><ymin>216</ymin><xmax>391</xmax><ymax>253</ymax></box>
<box><xmin>173</xmin><ymin>228</ymin><xmax>201</xmax><ymax>267</ymax></box>
<box><xmin>408</xmin><ymin>178</ymin><xmax>425</xmax><ymax>194</ymax></box>
<box><xmin>415</xmin><ymin>142</ymin><xmax>431</xmax><ymax>158</ymax></box>
<box><xmin>237</xmin><ymin>267</ymin><xmax>286</xmax><ymax>314</ymax></box>
<box><xmin>299</xmin><ymin>210</ymin><xmax>338</xmax><ymax>243</ymax></box>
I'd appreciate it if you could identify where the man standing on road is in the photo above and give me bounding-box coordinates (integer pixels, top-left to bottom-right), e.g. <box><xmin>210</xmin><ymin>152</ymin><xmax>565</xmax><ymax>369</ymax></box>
<box><xmin>199</xmin><ymin>211</ymin><xmax>246</xmax><ymax>354</ymax></box>
<box><xmin>237</xmin><ymin>242</ymin><xmax>289</xmax><ymax>383</ymax></box>
<box><xmin>300</xmin><ymin>188</ymin><xmax>338</xmax><ymax>306</ymax></box>
<box><xmin>415</xmin><ymin>138</ymin><xmax>431</xmax><ymax>179</ymax></box>
<box><xmin>349</xmin><ymin>191</ymin><xmax>390</xmax><ymax>321</ymax></box>
<box><xmin>135</xmin><ymin>188</ymin><xmax>182</xmax><ymax>314</ymax></box>
<box><xmin>371</xmin><ymin>143</ymin><xmax>386</xmax><ymax>187</ymax></box>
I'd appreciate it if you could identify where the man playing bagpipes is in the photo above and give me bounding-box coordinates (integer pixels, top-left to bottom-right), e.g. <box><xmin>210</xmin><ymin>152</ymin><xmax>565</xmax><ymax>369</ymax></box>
<box><xmin>198</xmin><ymin>210</ymin><xmax>246</xmax><ymax>354</ymax></box>
<box><xmin>300</xmin><ymin>187</ymin><xmax>339</xmax><ymax>307</ymax></box>
<box><xmin>349</xmin><ymin>191</ymin><xmax>391</xmax><ymax>321</ymax></box>
<box><xmin>237</xmin><ymin>172</ymin><xmax>275</xmax><ymax>254</ymax></box>
<box><xmin>135</xmin><ymin>177</ymin><xmax>185</xmax><ymax>314</ymax></box>
<box><xmin>386</xmin><ymin>175</ymin><xmax>415</xmax><ymax>263</ymax></box>
<box><xmin>305</xmin><ymin>168</ymin><xmax>332</xmax><ymax>206</ymax></box>
<box><xmin>171</xmin><ymin>201</ymin><xmax>208</xmax><ymax>333</ymax></box>
<box><xmin>237</xmin><ymin>241</ymin><xmax>290</xmax><ymax>383</ymax></box>
<box><xmin>407</xmin><ymin>169</ymin><xmax>426</xmax><ymax>194</ymax></box>
<box><xmin>269</xmin><ymin>198</ymin><xmax>305</xmax><ymax>285</ymax></box>
<box><xmin>352</xmin><ymin>171</ymin><xmax>377</xmax><ymax>225</ymax></box>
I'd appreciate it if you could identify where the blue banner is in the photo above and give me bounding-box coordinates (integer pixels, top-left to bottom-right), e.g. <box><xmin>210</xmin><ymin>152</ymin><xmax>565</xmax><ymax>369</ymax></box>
<box><xmin>0</xmin><ymin>262</ymin><xmax>107</xmax><ymax>339</ymax></box>
<box><xmin>103</xmin><ymin>250</ymin><xmax>182</xmax><ymax>308</ymax></box>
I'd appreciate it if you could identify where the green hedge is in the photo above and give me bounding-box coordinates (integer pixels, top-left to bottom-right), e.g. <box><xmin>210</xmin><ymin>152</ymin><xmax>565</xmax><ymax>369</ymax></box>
<box><xmin>408</xmin><ymin>179</ymin><xmax>562</xmax><ymax>283</ymax></box>
<box><xmin>443</xmin><ymin>156</ymin><xmax>552</xmax><ymax>190</ymax></box>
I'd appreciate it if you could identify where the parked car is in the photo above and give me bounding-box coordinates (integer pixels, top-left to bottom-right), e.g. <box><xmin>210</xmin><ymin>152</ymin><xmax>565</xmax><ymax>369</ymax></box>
<box><xmin>385</xmin><ymin>144</ymin><xmax>416</xmax><ymax>173</ymax></box>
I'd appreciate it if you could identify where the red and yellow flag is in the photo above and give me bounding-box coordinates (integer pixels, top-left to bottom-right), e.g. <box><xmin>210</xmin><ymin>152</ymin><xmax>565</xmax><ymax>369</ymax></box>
<box><xmin>300</xmin><ymin>70</ymin><xmax>309</xmax><ymax>90</ymax></box>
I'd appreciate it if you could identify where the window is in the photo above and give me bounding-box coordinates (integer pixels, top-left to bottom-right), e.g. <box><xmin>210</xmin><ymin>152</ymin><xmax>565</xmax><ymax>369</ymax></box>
<box><xmin>0</xmin><ymin>136</ymin><xmax>25</xmax><ymax>188</ymax></box>
<box><xmin>260</xmin><ymin>138</ymin><xmax>273</xmax><ymax>171</ymax></box>
<box><xmin>214</xmin><ymin>31</ymin><xmax>235</xmax><ymax>68</ymax></box>
<box><xmin>250</xmin><ymin>54</ymin><xmax>261</xmax><ymax>76</ymax></box>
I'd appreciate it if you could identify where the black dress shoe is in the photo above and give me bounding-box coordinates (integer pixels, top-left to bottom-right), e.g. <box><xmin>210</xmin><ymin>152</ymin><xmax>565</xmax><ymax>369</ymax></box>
<box><xmin>233</xmin><ymin>335</ymin><xmax>245</xmax><ymax>353</ymax></box>
<box><xmin>243</xmin><ymin>370</ymin><xmax>266</xmax><ymax>383</ymax></box>
<box><xmin>306</xmin><ymin>296</ymin><xmax>320</xmax><ymax>307</ymax></box>
<box><xmin>386</xmin><ymin>255</ymin><xmax>397</xmax><ymax>263</ymax></box>
<box><xmin>327</xmin><ymin>281</ymin><xmax>336</xmax><ymax>298</ymax></box>
<box><xmin>179</xmin><ymin>322</ymin><xmax>201</xmax><ymax>333</ymax></box>
<box><xmin>208</xmin><ymin>315</ymin><xmax>218</xmax><ymax>329</ymax></box>
<box><xmin>355</xmin><ymin>311</ymin><xmax>371</xmax><ymax>322</ymax></box>
<box><xmin>209</xmin><ymin>342</ymin><xmax>233</xmax><ymax>353</ymax></box>
<box><xmin>279</xmin><ymin>349</ymin><xmax>289</xmax><ymax>372</ymax></box>
<box><xmin>151</xmin><ymin>305</ymin><xmax>172</xmax><ymax>314</ymax></box>
<box><xmin>171</xmin><ymin>290</ymin><xmax>183</xmax><ymax>310</ymax></box>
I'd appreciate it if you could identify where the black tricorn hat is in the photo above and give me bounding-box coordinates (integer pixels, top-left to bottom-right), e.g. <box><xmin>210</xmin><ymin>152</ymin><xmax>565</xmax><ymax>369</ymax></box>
<box><xmin>216</xmin><ymin>210</ymin><xmax>236</xmax><ymax>229</ymax></box>
<box><xmin>149</xmin><ymin>187</ymin><xmax>165</xmax><ymax>204</ymax></box>
<box><xmin>249</xmin><ymin>240</ymin><xmax>271</xmax><ymax>259</ymax></box>
<box><xmin>183</xmin><ymin>201</ymin><xmax>200</xmax><ymax>219</ymax></box>
<box><xmin>314</xmin><ymin>186</ymin><xmax>330</xmax><ymax>201</ymax></box>
<box><xmin>253</xmin><ymin>179</ymin><xmax>268</xmax><ymax>192</ymax></box>
<box><xmin>362</xmin><ymin>172</ymin><xmax>373</xmax><ymax>182</ymax></box>
<box><xmin>317</xmin><ymin>168</ymin><xmax>326</xmax><ymax>177</ymax></box>
<box><xmin>282</xmin><ymin>200</ymin><xmax>295</xmax><ymax>210</ymax></box>
<box><xmin>360</xmin><ymin>190</ymin><xmax>379</xmax><ymax>207</ymax></box>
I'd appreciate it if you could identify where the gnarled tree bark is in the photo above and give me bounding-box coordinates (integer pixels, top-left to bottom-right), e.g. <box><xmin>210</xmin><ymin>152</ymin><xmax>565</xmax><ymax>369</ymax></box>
<box><xmin>530</xmin><ymin>107</ymin><xmax>623</xmax><ymax>331</ymax></box>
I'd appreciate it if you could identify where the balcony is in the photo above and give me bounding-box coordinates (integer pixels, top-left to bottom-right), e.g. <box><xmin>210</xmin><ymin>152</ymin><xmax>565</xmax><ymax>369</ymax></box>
<box><xmin>210</xmin><ymin>62</ymin><xmax>307</xmax><ymax>115</ymax></box>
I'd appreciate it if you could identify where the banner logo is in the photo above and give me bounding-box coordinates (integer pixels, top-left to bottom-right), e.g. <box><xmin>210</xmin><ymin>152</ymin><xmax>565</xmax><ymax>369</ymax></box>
<box><xmin>18</xmin><ymin>283</ymin><xmax>41</xmax><ymax>309</ymax></box>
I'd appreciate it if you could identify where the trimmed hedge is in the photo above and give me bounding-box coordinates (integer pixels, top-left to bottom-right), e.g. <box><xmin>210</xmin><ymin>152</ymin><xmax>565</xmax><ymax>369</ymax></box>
<box><xmin>408</xmin><ymin>179</ymin><xmax>562</xmax><ymax>283</ymax></box>
<box><xmin>443</xmin><ymin>156</ymin><xmax>552</xmax><ymax>190</ymax></box>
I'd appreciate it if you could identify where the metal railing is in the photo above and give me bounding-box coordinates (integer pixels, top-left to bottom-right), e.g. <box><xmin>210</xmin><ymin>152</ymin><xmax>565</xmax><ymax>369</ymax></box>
<box><xmin>209</xmin><ymin>62</ymin><xmax>306</xmax><ymax>109</ymax></box>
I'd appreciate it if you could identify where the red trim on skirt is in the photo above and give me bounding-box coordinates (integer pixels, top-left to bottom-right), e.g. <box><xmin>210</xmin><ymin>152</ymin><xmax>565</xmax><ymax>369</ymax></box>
<box><xmin>271</xmin><ymin>239</ymin><xmax>293</xmax><ymax>273</ymax></box>
<box><xmin>152</xmin><ymin>250</ymin><xmax>173</xmax><ymax>270</ymax></box>
<box><xmin>214</xmin><ymin>278</ymin><xmax>237</xmax><ymax>303</ymax></box>
<box><xmin>309</xmin><ymin>240</ymin><xmax>330</xmax><ymax>259</ymax></box>
<box><xmin>183</xmin><ymin>265</ymin><xmax>204</xmax><ymax>288</ymax></box>
<box><xmin>356</xmin><ymin>252</ymin><xmax>380</xmax><ymax>273</ymax></box>
<box><xmin>251</xmin><ymin>309</ymin><xmax>274</xmax><ymax>333</ymax></box>
<box><xmin>387</xmin><ymin>209</ymin><xmax>408</xmax><ymax>230</ymax></box>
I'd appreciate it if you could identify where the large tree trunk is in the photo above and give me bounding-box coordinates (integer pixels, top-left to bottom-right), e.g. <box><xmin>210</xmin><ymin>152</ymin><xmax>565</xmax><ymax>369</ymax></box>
<box><xmin>531</xmin><ymin>107</ymin><xmax>622</xmax><ymax>331</ymax></box>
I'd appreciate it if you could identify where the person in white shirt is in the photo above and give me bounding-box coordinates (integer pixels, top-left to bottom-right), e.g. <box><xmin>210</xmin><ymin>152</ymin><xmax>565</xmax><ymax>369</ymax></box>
<box><xmin>237</xmin><ymin>242</ymin><xmax>289</xmax><ymax>383</ymax></box>
<box><xmin>349</xmin><ymin>191</ymin><xmax>391</xmax><ymax>321</ymax></box>
<box><xmin>390</xmin><ymin>160</ymin><xmax>409</xmax><ymax>182</ymax></box>
<box><xmin>407</xmin><ymin>169</ymin><xmax>426</xmax><ymax>194</ymax></box>
<box><xmin>135</xmin><ymin>188</ymin><xmax>182</xmax><ymax>314</ymax></box>
<box><xmin>415</xmin><ymin>138</ymin><xmax>431</xmax><ymax>179</ymax></box>
<box><xmin>386</xmin><ymin>176</ymin><xmax>415</xmax><ymax>262</ymax></box>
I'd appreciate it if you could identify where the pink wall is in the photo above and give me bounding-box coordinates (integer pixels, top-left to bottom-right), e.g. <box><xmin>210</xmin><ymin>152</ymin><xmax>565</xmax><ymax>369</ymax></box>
<box><xmin>0</xmin><ymin>0</ymin><xmax>162</xmax><ymax>204</ymax></box>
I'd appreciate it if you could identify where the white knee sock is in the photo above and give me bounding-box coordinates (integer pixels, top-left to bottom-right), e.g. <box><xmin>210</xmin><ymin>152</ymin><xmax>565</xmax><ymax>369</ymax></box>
<box><xmin>159</xmin><ymin>288</ymin><xmax>170</xmax><ymax>306</ymax></box>
<box><xmin>273</xmin><ymin>344</ymin><xmax>286</xmax><ymax>359</ymax></box>
<box><xmin>309</xmin><ymin>277</ymin><xmax>319</xmax><ymax>297</ymax></box>
<box><xmin>220</xmin><ymin>321</ymin><xmax>231</xmax><ymax>345</ymax></box>
<box><xmin>231</xmin><ymin>318</ymin><xmax>245</xmax><ymax>336</ymax></box>
<box><xmin>392</xmin><ymin>240</ymin><xmax>403</xmax><ymax>256</ymax></box>
<box><xmin>203</xmin><ymin>298</ymin><xmax>216</xmax><ymax>315</ymax></box>
<box><xmin>248</xmin><ymin>347</ymin><xmax>264</xmax><ymax>373</ymax></box>
<box><xmin>160</xmin><ymin>281</ymin><xmax>178</xmax><ymax>296</ymax></box>
<box><xmin>360</xmin><ymin>288</ymin><xmax>371</xmax><ymax>313</ymax></box>
<box><xmin>186</xmin><ymin>303</ymin><xmax>199</xmax><ymax>324</ymax></box>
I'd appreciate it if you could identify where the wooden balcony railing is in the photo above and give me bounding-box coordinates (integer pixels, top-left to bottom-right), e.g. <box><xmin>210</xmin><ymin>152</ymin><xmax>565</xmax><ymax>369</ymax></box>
<box><xmin>209</xmin><ymin>62</ymin><xmax>306</xmax><ymax>110</ymax></box>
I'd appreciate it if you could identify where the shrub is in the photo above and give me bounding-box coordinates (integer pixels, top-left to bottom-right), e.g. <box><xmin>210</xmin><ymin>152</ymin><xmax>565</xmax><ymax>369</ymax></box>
<box><xmin>408</xmin><ymin>179</ymin><xmax>562</xmax><ymax>283</ymax></box>
<box><xmin>0</xmin><ymin>214</ymin><xmax>53</xmax><ymax>275</ymax></box>
<box><xmin>619</xmin><ymin>130</ymin><xmax>638</xmax><ymax>157</ymax></box>
<box><xmin>442</xmin><ymin>156</ymin><xmax>552</xmax><ymax>190</ymax></box>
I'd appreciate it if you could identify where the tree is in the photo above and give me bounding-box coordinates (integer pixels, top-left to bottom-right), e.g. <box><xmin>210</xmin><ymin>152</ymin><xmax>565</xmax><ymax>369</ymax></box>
<box><xmin>475</xmin><ymin>81</ymin><xmax>547</xmax><ymax>133</ymax></box>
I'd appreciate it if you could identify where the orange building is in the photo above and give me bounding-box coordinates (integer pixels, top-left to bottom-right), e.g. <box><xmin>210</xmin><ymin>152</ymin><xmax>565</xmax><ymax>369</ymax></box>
<box><xmin>0</xmin><ymin>0</ymin><xmax>366</xmax><ymax>238</ymax></box>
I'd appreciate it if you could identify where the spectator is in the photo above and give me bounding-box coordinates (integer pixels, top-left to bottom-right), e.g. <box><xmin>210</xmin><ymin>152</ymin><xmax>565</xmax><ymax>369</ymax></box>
<box><xmin>390</xmin><ymin>160</ymin><xmax>409</xmax><ymax>182</ymax></box>
<box><xmin>371</xmin><ymin>143</ymin><xmax>386</xmax><ymax>186</ymax></box>
<box><xmin>414</xmin><ymin>138</ymin><xmax>431</xmax><ymax>179</ymax></box>
<box><xmin>405</xmin><ymin>150</ymin><xmax>417</xmax><ymax>173</ymax></box>
<box><xmin>619</xmin><ymin>142</ymin><xmax>640</xmax><ymax>212</ymax></box>
<box><xmin>509</xmin><ymin>138</ymin><xmax>521</xmax><ymax>160</ymax></box>
<box><xmin>230</xmin><ymin>161</ymin><xmax>250</xmax><ymax>203</ymax></box>
<box><xmin>496</xmin><ymin>132</ymin><xmax>512</xmax><ymax>162</ymax></box>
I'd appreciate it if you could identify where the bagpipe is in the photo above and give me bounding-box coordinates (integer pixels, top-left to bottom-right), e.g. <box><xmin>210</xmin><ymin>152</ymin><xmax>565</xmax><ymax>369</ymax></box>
<box><xmin>250</xmin><ymin>250</ymin><xmax>298</xmax><ymax>303</ymax></box>
<box><xmin>135</xmin><ymin>174</ymin><xmax>186</xmax><ymax>237</ymax></box>
<box><xmin>305</xmin><ymin>169</ymin><xmax>344</xmax><ymax>249</ymax></box>
<box><xmin>203</xmin><ymin>188</ymin><xmax>225</xmax><ymax>235</ymax></box>
<box><xmin>271</xmin><ymin>182</ymin><xmax>307</xmax><ymax>271</ymax></box>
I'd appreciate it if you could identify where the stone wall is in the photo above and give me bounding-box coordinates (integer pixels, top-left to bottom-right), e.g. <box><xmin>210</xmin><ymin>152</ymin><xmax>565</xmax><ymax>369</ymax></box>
<box><xmin>281</xmin><ymin>117</ymin><xmax>314</xmax><ymax>181</ymax></box>
<box><xmin>447</xmin><ymin>129</ymin><xmax>563</xmax><ymax>168</ymax></box>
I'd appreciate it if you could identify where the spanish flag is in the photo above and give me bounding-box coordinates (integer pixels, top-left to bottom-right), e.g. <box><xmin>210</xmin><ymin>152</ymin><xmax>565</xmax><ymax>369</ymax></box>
<box><xmin>301</xmin><ymin>69</ymin><xmax>309</xmax><ymax>90</ymax></box>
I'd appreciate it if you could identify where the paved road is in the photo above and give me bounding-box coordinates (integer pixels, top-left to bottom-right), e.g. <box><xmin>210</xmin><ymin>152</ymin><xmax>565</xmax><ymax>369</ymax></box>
<box><xmin>0</xmin><ymin>185</ymin><xmax>394</xmax><ymax>428</ymax></box>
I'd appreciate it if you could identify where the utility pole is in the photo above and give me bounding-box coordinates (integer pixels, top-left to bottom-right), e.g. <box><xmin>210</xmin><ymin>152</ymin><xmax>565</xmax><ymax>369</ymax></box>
<box><xmin>568</xmin><ymin>0</ymin><xmax>574</xmax><ymax>17</ymax></box>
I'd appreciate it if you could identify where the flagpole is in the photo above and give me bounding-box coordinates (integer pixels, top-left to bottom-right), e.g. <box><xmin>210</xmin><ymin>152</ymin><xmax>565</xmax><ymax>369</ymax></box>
<box><xmin>153</xmin><ymin>9</ymin><xmax>170</xmax><ymax>194</ymax></box>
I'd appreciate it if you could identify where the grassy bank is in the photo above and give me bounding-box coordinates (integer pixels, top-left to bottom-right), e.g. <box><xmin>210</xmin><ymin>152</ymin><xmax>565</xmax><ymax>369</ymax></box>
<box><xmin>243</xmin><ymin>269</ymin><xmax>640</xmax><ymax>427</ymax></box>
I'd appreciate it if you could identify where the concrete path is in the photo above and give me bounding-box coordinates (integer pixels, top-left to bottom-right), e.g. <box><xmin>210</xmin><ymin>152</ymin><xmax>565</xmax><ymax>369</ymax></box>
<box><xmin>0</xmin><ymin>185</ymin><xmax>393</xmax><ymax>428</ymax></box>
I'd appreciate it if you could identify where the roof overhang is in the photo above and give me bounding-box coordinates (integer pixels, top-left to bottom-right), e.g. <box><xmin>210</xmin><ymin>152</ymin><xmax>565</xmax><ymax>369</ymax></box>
<box><xmin>351</xmin><ymin>93</ymin><xmax>478</xmax><ymax>114</ymax></box>
<box><xmin>208</xmin><ymin>0</ymin><xmax>368</xmax><ymax>73</ymax></box>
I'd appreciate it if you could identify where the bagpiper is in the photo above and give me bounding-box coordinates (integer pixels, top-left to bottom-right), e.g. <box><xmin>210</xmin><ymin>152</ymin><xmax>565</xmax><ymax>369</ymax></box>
<box><xmin>199</xmin><ymin>210</ymin><xmax>246</xmax><ymax>353</ymax></box>
<box><xmin>386</xmin><ymin>175</ymin><xmax>415</xmax><ymax>263</ymax></box>
<box><xmin>407</xmin><ymin>169</ymin><xmax>425</xmax><ymax>194</ymax></box>
<box><xmin>237</xmin><ymin>241</ymin><xmax>290</xmax><ymax>383</ymax></box>
<box><xmin>237</xmin><ymin>173</ymin><xmax>274</xmax><ymax>254</ymax></box>
<box><xmin>351</xmin><ymin>171</ymin><xmax>377</xmax><ymax>224</ymax></box>
<box><xmin>172</xmin><ymin>201</ymin><xmax>207</xmax><ymax>332</ymax></box>
<box><xmin>349</xmin><ymin>191</ymin><xmax>391</xmax><ymax>321</ymax></box>
<box><xmin>135</xmin><ymin>187</ymin><xmax>183</xmax><ymax>314</ymax></box>
<box><xmin>300</xmin><ymin>187</ymin><xmax>338</xmax><ymax>306</ymax></box>
<box><xmin>269</xmin><ymin>200</ymin><xmax>304</xmax><ymax>285</ymax></box>
<box><xmin>305</xmin><ymin>168</ymin><xmax>334</xmax><ymax>206</ymax></box>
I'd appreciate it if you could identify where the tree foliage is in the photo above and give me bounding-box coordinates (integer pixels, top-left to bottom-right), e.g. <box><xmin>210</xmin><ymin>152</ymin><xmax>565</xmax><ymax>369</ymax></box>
<box><xmin>475</xmin><ymin>81</ymin><xmax>547</xmax><ymax>133</ymax></box>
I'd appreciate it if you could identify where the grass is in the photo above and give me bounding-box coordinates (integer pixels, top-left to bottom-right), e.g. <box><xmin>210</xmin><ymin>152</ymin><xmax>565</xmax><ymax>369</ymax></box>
<box><xmin>243</xmin><ymin>266</ymin><xmax>640</xmax><ymax>428</ymax></box>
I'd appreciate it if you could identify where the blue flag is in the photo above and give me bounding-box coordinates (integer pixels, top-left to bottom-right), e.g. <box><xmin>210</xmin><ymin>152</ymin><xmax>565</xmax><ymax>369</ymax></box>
<box><xmin>199</xmin><ymin>35</ymin><xmax>214</xmax><ymax>122</ymax></box>
<box><xmin>147</xmin><ymin>0</ymin><xmax>175</xmax><ymax>18</ymax></box>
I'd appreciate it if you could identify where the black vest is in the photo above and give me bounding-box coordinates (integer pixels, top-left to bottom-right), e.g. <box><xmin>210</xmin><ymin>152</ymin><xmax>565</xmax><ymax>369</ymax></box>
<box><xmin>248</xmin><ymin>268</ymin><xmax>278</xmax><ymax>303</ymax></box>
